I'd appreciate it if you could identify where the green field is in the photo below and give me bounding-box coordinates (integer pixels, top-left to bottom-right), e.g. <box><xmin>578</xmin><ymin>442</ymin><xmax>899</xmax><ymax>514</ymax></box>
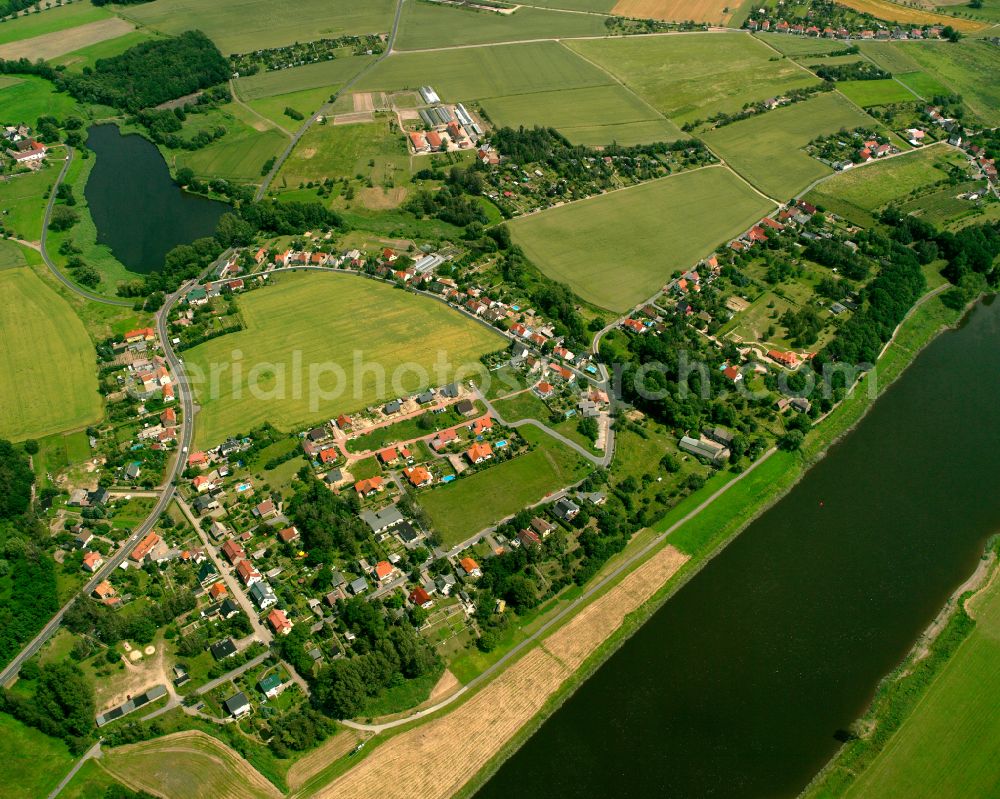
<box><xmin>836</xmin><ymin>78</ymin><xmax>918</xmax><ymax>107</ymax></box>
<box><xmin>805</xmin><ymin>145</ymin><xmax>967</xmax><ymax>226</ymax></box>
<box><xmin>0</xmin><ymin>74</ymin><xmax>81</xmax><ymax>127</ymax></box>
<box><xmin>856</xmin><ymin>41</ymin><xmax>923</xmax><ymax>74</ymax></box>
<box><xmin>567</xmin><ymin>33</ymin><xmax>821</xmax><ymax>125</ymax></box>
<box><xmin>0</xmin><ymin>160</ymin><xmax>58</xmax><ymax>242</ymax></box>
<box><xmin>50</xmin><ymin>29</ymin><xmax>161</xmax><ymax>72</ymax></box>
<box><xmin>355</xmin><ymin>40</ymin><xmax>611</xmax><ymax>101</ymax></box>
<box><xmin>703</xmin><ymin>91</ymin><xmax>879</xmax><ymax>200</ymax></box>
<box><xmin>509</xmin><ymin>166</ymin><xmax>774</xmax><ymax>311</ymax></box>
<box><xmin>246</xmin><ymin>87</ymin><xmax>338</xmax><ymax>132</ymax></box>
<box><xmin>894</xmin><ymin>70</ymin><xmax>951</xmax><ymax>100</ymax></box>
<box><xmin>0</xmin><ymin>245</ymin><xmax>101</xmax><ymax>441</ymax></box>
<box><xmin>753</xmin><ymin>32</ymin><xmax>857</xmax><ymax>56</ymax></box>
<box><xmin>837</xmin><ymin>571</ymin><xmax>1000</xmax><ymax>799</ymax></box>
<box><xmin>171</xmin><ymin>108</ymin><xmax>287</xmax><ymax>183</ymax></box>
<box><xmin>525</xmin><ymin>0</ymin><xmax>616</xmax><ymax>9</ymax></box>
<box><xmin>561</xmin><ymin>118</ymin><xmax>688</xmax><ymax>147</ymax></box>
<box><xmin>394</xmin><ymin>2</ymin><xmax>607</xmax><ymax>51</ymax></box>
<box><xmin>0</xmin><ymin>2</ymin><xmax>111</xmax><ymax>45</ymax></box>
<box><xmin>0</xmin><ymin>713</ymin><xmax>76</xmax><ymax>799</ymax></box>
<box><xmin>418</xmin><ymin>426</ymin><xmax>590</xmax><ymax>546</ymax></box>
<box><xmin>119</xmin><ymin>0</ymin><xmax>396</xmax><ymax>53</ymax></box>
<box><xmin>185</xmin><ymin>273</ymin><xmax>503</xmax><ymax>447</ymax></box>
<box><xmin>480</xmin><ymin>84</ymin><xmax>682</xmax><ymax>143</ymax></box>
<box><xmin>237</xmin><ymin>56</ymin><xmax>376</xmax><ymax>100</ymax></box>
<box><xmin>274</xmin><ymin>118</ymin><xmax>409</xmax><ymax>190</ymax></box>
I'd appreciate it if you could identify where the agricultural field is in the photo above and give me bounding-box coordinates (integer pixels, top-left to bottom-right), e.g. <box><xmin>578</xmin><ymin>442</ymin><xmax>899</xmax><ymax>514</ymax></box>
<box><xmin>525</xmin><ymin>0</ymin><xmax>616</xmax><ymax>10</ymax></box>
<box><xmin>246</xmin><ymin>87</ymin><xmax>338</xmax><ymax>132</ymax></box>
<box><xmin>393</xmin><ymin>2</ymin><xmax>607</xmax><ymax>51</ymax></box>
<box><xmin>171</xmin><ymin>115</ymin><xmax>287</xmax><ymax>183</ymax></box>
<box><xmin>0</xmin><ymin>2</ymin><xmax>112</xmax><ymax>46</ymax></box>
<box><xmin>610</xmin><ymin>0</ymin><xmax>737</xmax><ymax>24</ymax></box>
<box><xmin>0</xmin><ymin>75</ymin><xmax>81</xmax><ymax>128</ymax></box>
<box><xmin>0</xmin><ymin>159</ymin><xmax>58</xmax><ymax>242</ymax></box>
<box><xmin>0</xmin><ymin>17</ymin><xmax>134</xmax><ymax>60</ymax></box>
<box><xmin>354</xmin><ymin>40</ymin><xmax>612</xmax><ymax>101</ymax></box>
<box><xmin>236</xmin><ymin>56</ymin><xmax>376</xmax><ymax>101</ymax></box>
<box><xmin>273</xmin><ymin>117</ymin><xmax>409</xmax><ymax>192</ymax></box>
<box><xmin>118</xmin><ymin>0</ymin><xmax>396</xmax><ymax>53</ymax></box>
<box><xmin>836</xmin><ymin>78</ymin><xmax>918</xmax><ymax>107</ymax></box>
<box><xmin>50</xmin><ymin>29</ymin><xmax>161</xmax><ymax>72</ymax></box>
<box><xmin>0</xmin><ymin>712</ymin><xmax>76</xmax><ymax>799</ymax></box>
<box><xmin>753</xmin><ymin>32</ymin><xmax>857</xmax><ymax>56</ymax></box>
<box><xmin>805</xmin><ymin>145</ymin><xmax>971</xmax><ymax>225</ymax></box>
<box><xmin>418</xmin><ymin>427</ymin><xmax>591</xmax><ymax>547</ymax></box>
<box><xmin>0</xmin><ymin>249</ymin><xmax>102</xmax><ymax>441</ymax></box>
<box><xmin>509</xmin><ymin>166</ymin><xmax>774</xmax><ymax>311</ymax></box>
<box><xmin>702</xmin><ymin>91</ymin><xmax>880</xmax><ymax>200</ymax></box>
<box><xmin>894</xmin><ymin>70</ymin><xmax>952</xmax><ymax>100</ymax></box>
<box><xmin>840</xmin><ymin>572</ymin><xmax>1000</xmax><ymax>799</ymax></box>
<box><xmin>831</xmin><ymin>0</ymin><xmax>987</xmax><ymax>30</ymax></box>
<box><xmin>185</xmin><ymin>272</ymin><xmax>503</xmax><ymax>448</ymax></box>
<box><xmin>567</xmin><ymin>33</ymin><xmax>821</xmax><ymax>125</ymax></box>
<box><xmin>480</xmin><ymin>84</ymin><xmax>682</xmax><ymax>144</ymax></box>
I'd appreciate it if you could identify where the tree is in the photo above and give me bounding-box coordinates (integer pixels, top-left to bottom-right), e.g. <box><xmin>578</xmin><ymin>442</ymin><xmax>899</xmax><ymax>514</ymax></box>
<box><xmin>175</xmin><ymin>166</ymin><xmax>194</xmax><ymax>186</ymax></box>
<box><xmin>48</xmin><ymin>205</ymin><xmax>79</xmax><ymax>232</ymax></box>
<box><xmin>22</xmin><ymin>439</ymin><xmax>38</xmax><ymax>455</ymax></box>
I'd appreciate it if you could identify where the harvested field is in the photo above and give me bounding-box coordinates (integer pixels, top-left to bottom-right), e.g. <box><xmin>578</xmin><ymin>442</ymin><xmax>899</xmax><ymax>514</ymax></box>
<box><xmin>0</xmin><ymin>17</ymin><xmax>133</xmax><ymax>60</ymax></box>
<box><xmin>611</xmin><ymin>0</ymin><xmax>734</xmax><ymax>23</ymax></box>
<box><xmin>312</xmin><ymin>545</ymin><xmax>688</xmax><ymax>799</ymax></box>
<box><xmin>333</xmin><ymin>111</ymin><xmax>375</xmax><ymax>125</ymax></box>
<box><xmin>353</xmin><ymin>92</ymin><xmax>375</xmax><ymax>112</ymax></box>
<box><xmin>359</xmin><ymin>186</ymin><xmax>408</xmax><ymax>209</ymax></box>
<box><xmin>833</xmin><ymin>0</ymin><xmax>987</xmax><ymax>30</ymax></box>
<box><xmin>102</xmin><ymin>731</ymin><xmax>281</xmax><ymax>799</ymax></box>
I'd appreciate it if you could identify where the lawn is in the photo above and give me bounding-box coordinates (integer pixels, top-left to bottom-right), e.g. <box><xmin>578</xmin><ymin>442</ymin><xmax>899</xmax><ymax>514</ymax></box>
<box><xmin>480</xmin><ymin>84</ymin><xmax>682</xmax><ymax>143</ymax></box>
<box><xmin>118</xmin><ymin>0</ymin><xmax>397</xmax><ymax>53</ymax></box>
<box><xmin>0</xmin><ymin>74</ymin><xmax>81</xmax><ymax>129</ymax></box>
<box><xmin>703</xmin><ymin>91</ymin><xmax>880</xmax><ymax>200</ymax></box>
<box><xmin>418</xmin><ymin>427</ymin><xmax>591</xmax><ymax>547</ymax></box>
<box><xmin>236</xmin><ymin>56</ymin><xmax>376</xmax><ymax>101</ymax></box>
<box><xmin>836</xmin><ymin>78</ymin><xmax>917</xmax><ymax>107</ymax></box>
<box><xmin>393</xmin><ymin>2</ymin><xmax>607</xmax><ymax>51</ymax></box>
<box><xmin>805</xmin><ymin>144</ymin><xmax>967</xmax><ymax>226</ymax></box>
<box><xmin>838</xmin><ymin>571</ymin><xmax>1000</xmax><ymax>799</ymax></box>
<box><xmin>567</xmin><ymin>33</ymin><xmax>821</xmax><ymax>125</ymax></box>
<box><xmin>509</xmin><ymin>166</ymin><xmax>774</xmax><ymax>311</ymax></box>
<box><xmin>0</xmin><ymin>712</ymin><xmax>76</xmax><ymax>799</ymax></box>
<box><xmin>185</xmin><ymin>273</ymin><xmax>504</xmax><ymax>448</ymax></box>
<box><xmin>274</xmin><ymin>118</ymin><xmax>409</xmax><ymax>191</ymax></box>
<box><xmin>0</xmin><ymin>252</ymin><xmax>102</xmax><ymax>441</ymax></box>
<box><xmin>0</xmin><ymin>2</ymin><xmax>111</xmax><ymax>46</ymax></box>
<box><xmin>354</xmin><ymin>40</ymin><xmax>612</xmax><ymax>101</ymax></box>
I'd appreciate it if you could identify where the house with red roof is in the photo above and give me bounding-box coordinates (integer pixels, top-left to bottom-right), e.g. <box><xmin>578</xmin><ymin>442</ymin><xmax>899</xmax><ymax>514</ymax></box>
<box><xmin>221</xmin><ymin>539</ymin><xmax>245</xmax><ymax>564</ymax></box>
<box><xmin>404</xmin><ymin>465</ymin><xmax>432</xmax><ymax>487</ymax></box>
<box><xmin>534</xmin><ymin>381</ymin><xmax>554</xmax><ymax>399</ymax></box>
<box><xmin>130</xmin><ymin>532</ymin><xmax>161</xmax><ymax>564</ymax></box>
<box><xmin>426</xmin><ymin>131</ymin><xmax>443</xmax><ymax>151</ymax></box>
<box><xmin>277</xmin><ymin>526</ymin><xmax>299</xmax><ymax>544</ymax></box>
<box><xmin>374</xmin><ymin>560</ymin><xmax>394</xmax><ymax>582</ymax></box>
<box><xmin>378</xmin><ymin>447</ymin><xmax>400</xmax><ymax>465</ymax></box>
<box><xmin>430</xmin><ymin>429</ymin><xmax>457</xmax><ymax>451</ymax></box>
<box><xmin>82</xmin><ymin>551</ymin><xmax>103</xmax><ymax>572</ymax></box>
<box><xmin>409</xmin><ymin>587</ymin><xmax>433</xmax><ymax>608</ymax></box>
<box><xmin>209</xmin><ymin>582</ymin><xmax>228</xmax><ymax>600</ymax></box>
<box><xmin>466</xmin><ymin>442</ymin><xmax>493</xmax><ymax>464</ymax></box>
<box><xmin>622</xmin><ymin>318</ymin><xmax>646</xmax><ymax>334</ymax></box>
<box><xmin>355</xmin><ymin>477</ymin><xmax>384</xmax><ymax>497</ymax></box>
<box><xmin>268</xmin><ymin>608</ymin><xmax>293</xmax><ymax>635</ymax></box>
<box><xmin>767</xmin><ymin>349</ymin><xmax>799</xmax><ymax>367</ymax></box>
<box><xmin>236</xmin><ymin>559</ymin><xmax>262</xmax><ymax>586</ymax></box>
<box><xmin>471</xmin><ymin>416</ymin><xmax>493</xmax><ymax>435</ymax></box>
<box><xmin>459</xmin><ymin>557</ymin><xmax>481</xmax><ymax>577</ymax></box>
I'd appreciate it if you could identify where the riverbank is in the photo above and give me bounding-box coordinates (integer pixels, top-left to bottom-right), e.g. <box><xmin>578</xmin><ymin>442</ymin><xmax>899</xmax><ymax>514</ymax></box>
<box><xmin>801</xmin><ymin>534</ymin><xmax>1000</xmax><ymax>798</ymax></box>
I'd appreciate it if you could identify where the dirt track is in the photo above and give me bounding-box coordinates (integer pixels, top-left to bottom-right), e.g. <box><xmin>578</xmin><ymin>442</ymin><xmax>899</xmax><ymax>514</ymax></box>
<box><xmin>308</xmin><ymin>545</ymin><xmax>689</xmax><ymax>799</ymax></box>
<box><xmin>0</xmin><ymin>18</ymin><xmax>134</xmax><ymax>60</ymax></box>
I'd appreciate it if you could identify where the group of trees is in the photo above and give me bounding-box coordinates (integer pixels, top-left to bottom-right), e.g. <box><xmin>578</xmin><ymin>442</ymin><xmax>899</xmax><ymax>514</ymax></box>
<box><xmin>288</xmin><ymin>473</ymin><xmax>369</xmax><ymax>562</ymax></box>
<box><xmin>0</xmin><ymin>661</ymin><xmax>94</xmax><ymax>754</ymax></box>
<box><xmin>814</xmin><ymin>61</ymin><xmax>890</xmax><ymax>82</ymax></box>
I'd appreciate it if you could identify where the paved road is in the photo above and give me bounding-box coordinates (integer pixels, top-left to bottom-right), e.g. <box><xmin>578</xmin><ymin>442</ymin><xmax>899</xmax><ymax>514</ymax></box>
<box><xmin>254</xmin><ymin>0</ymin><xmax>407</xmax><ymax>200</ymax></box>
<box><xmin>195</xmin><ymin>650</ymin><xmax>271</xmax><ymax>696</ymax></box>
<box><xmin>47</xmin><ymin>741</ymin><xmax>102</xmax><ymax>799</ymax></box>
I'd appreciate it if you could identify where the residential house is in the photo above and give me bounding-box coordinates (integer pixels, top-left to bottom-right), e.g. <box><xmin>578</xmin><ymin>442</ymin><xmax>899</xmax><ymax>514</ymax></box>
<box><xmin>403</xmin><ymin>465</ymin><xmax>432</xmax><ymax>487</ymax></box>
<box><xmin>553</xmin><ymin>498</ymin><xmax>580</xmax><ymax>522</ymax></box>
<box><xmin>208</xmin><ymin>582</ymin><xmax>228</xmax><ymax>601</ymax></box>
<box><xmin>130</xmin><ymin>532</ymin><xmax>162</xmax><ymax>564</ymax></box>
<box><xmin>224</xmin><ymin>691</ymin><xmax>252</xmax><ymax>718</ymax></box>
<box><xmin>221</xmin><ymin>539</ymin><xmax>245</xmax><ymax>564</ymax></box>
<box><xmin>374</xmin><ymin>560</ymin><xmax>395</xmax><ymax>583</ymax></box>
<box><xmin>236</xmin><ymin>559</ymin><xmax>262</xmax><ymax>586</ymax></box>
<box><xmin>82</xmin><ymin>551</ymin><xmax>103</xmax><ymax>572</ymax></box>
<box><xmin>249</xmin><ymin>580</ymin><xmax>278</xmax><ymax>609</ymax></box>
<box><xmin>258</xmin><ymin>673</ymin><xmax>284</xmax><ymax>699</ymax></box>
<box><xmin>466</xmin><ymin>442</ymin><xmax>493</xmax><ymax>464</ymax></box>
<box><xmin>531</xmin><ymin>517</ymin><xmax>555</xmax><ymax>538</ymax></box>
<box><xmin>361</xmin><ymin>504</ymin><xmax>404</xmax><ymax>534</ymax></box>
<box><xmin>253</xmin><ymin>499</ymin><xmax>278</xmax><ymax>519</ymax></box>
<box><xmin>210</xmin><ymin>638</ymin><xmax>237</xmax><ymax>660</ymax></box>
<box><xmin>459</xmin><ymin>557</ymin><xmax>481</xmax><ymax>578</ymax></box>
<box><xmin>268</xmin><ymin>608</ymin><xmax>293</xmax><ymax>635</ymax></box>
<box><xmin>277</xmin><ymin>526</ymin><xmax>299</xmax><ymax>544</ymax></box>
<box><xmin>409</xmin><ymin>587</ymin><xmax>433</xmax><ymax>609</ymax></box>
<box><xmin>354</xmin><ymin>476</ymin><xmax>385</xmax><ymax>497</ymax></box>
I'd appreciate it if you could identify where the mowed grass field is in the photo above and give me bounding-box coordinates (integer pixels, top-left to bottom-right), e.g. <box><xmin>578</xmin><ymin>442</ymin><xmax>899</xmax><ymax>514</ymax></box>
<box><xmin>172</xmin><ymin>108</ymin><xmax>287</xmax><ymax>183</ymax></box>
<box><xmin>0</xmin><ymin>75</ymin><xmax>81</xmax><ymax>127</ymax></box>
<box><xmin>894</xmin><ymin>70</ymin><xmax>951</xmax><ymax>100</ymax></box>
<box><xmin>510</xmin><ymin>167</ymin><xmax>774</xmax><ymax>311</ymax></box>
<box><xmin>703</xmin><ymin>91</ymin><xmax>879</xmax><ymax>200</ymax></box>
<box><xmin>0</xmin><ymin>17</ymin><xmax>134</xmax><ymax>60</ymax></box>
<box><xmin>837</xmin><ymin>78</ymin><xmax>917</xmax><ymax>107</ymax></box>
<box><xmin>567</xmin><ymin>33</ymin><xmax>821</xmax><ymax>125</ymax></box>
<box><xmin>0</xmin><ymin>712</ymin><xmax>76</xmax><ymax>799</ymax></box>
<box><xmin>236</xmin><ymin>56</ymin><xmax>376</xmax><ymax>100</ymax></box>
<box><xmin>805</xmin><ymin>144</ymin><xmax>967</xmax><ymax>226</ymax></box>
<box><xmin>119</xmin><ymin>0</ymin><xmax>396</xmax><ymax>53</ymax></box>
<box><xmin>185</xmin><ymin>273</ymin><xmax>503</xmax><ymax>448</ymax></box>
<box><xmin>354</xmin><ymin>41</ymin><xmax>612</xmax><ymax>101</ymax></box>
<box><xmin>753</xmin><ymin>32</ymin><xmax>856</xmax><ymax>56</ymax></box>
<box><xmin>418</xmin><ymin>427</ymin><xmax>590</xmax><ymax>546</ymax></box>
<box><xmin>0</xmin><ymin>2</ymin><xmax>111</xmax><ymax>45</ymax></box>
<box><xmin>840</xmin><ymin>571</ymin><xmax>1000</xmax><ymax>799</ymax></box>
<box><xmin>393</xmin><ymin>2</ymin><xmax>607</xmax><ymax>51</ymax></box>
<box><xmin>0</xmin><ymin>158</ymin><xmax>59</xmax><ymax>242</ymax></box>
<box><xmin>50</xmin><ymin>29</ymin><xmax>160</xmax><ymax>72</ymax></box>
<box><xmin>0</xmin><ymin>247</ymin><xmax>102</xmax><ymax>441</ymax></box>
<box><xmin>480</xmin><ymin>84</ymin><xmax>682</xmax><ymax>144</ymax></box>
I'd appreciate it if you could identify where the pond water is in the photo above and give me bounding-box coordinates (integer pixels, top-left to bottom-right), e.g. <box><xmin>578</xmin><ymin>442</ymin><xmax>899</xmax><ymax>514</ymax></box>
<box><xmin>84</xmin><ymin>124</ymin><xmax>228</xmax><ymax>274</ymax></box>
<box><xmin>477</xmin><ymin>297</ymin><xmax>1000</xmax><ymax>798</ymax></box>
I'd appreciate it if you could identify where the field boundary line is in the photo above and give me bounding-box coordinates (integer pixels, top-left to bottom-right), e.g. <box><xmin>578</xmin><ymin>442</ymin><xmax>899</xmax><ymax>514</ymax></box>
<box><xmin>228</xmin><ymin>79</ymin><xmax>292</xmax><ymax>138</ymax></box>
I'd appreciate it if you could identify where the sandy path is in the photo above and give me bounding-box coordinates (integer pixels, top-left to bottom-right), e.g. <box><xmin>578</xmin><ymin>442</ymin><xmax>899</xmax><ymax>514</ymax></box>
<box><xmin>0</xmin><ymin>18</ymin><xmax>134</xmax><ymax>60</ymax></box>
<box><xmin>309</xmin><ymin>545</ymin><xmax>688</xmax><ymax>799</ymax></box>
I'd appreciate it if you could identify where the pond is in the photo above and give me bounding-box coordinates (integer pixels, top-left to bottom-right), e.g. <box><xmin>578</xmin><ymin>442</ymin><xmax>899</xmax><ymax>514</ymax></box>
<box><xmin>84</xmin><ymin>124</ymin><xmax>228</xmax><ymax>274</ymax></box>
<box><xmin>477</xmin><ymin>297</ymin><xmax>1000</xmax><ymax>798</ymax></box>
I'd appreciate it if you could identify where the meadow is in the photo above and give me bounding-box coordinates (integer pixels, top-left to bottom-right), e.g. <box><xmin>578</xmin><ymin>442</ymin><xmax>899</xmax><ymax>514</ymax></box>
<box><xmin>480</xmin><ymin>84</ymin><xmax>682</xmax><ymax>144</ymax></box>
<box><xmin>894</xmin><ymin>70</ymin><xmax>951</xmax><ymax>100</ymax></box>
<box><xmin>0</xmin><ymin>159</ymin><xmax>57</xmax><ymax>242</ymax></box>
<box><xmin>805</xmin><ymin>145</ymin><xmax>968</xmax><ymax>226</ymax></box>
<box><xmin>509</xmin><ymin>166</ymin><xmax>774</xmax><ymax>311</ymax></box>
<box><xmin>838</xmin><ymin>572</ymin><xmax>1000</xmax><ymax>799</ymax></box>
<box><xmin>836</xmin><ymin>78</ymin><xmax>917</xmax><ymax>107</ymax></box>
<box><xmin>354</xmin><ymin>41</ymin><xmax>612</xmax><ymax>101</ymax></box>
<box><xmin>236</xmin><ymin>56</ymin><xmax>376</xmax><ymax>101</ymax></box>
<box><xmin>0</xmin><ymin>712</ymin><xmax>76</xmax><ymax>799</ymax></box>
<box><xmin>0</xmin><ymin>249</ymin><xmax>102</xmax><ymax>441</ymax></box>
<box><xmin>703</xmin><ymin>91</ymin><xmax>879</xmax><ymax>200</ymax></box>
<box><xmin>567</xmin><ymin>33</ymin><xmax>821</xmax><ymax>125</ymax></box>
<box><xmin>119</xmin><ymin>0</ymin><xmax>396</xmax><ymax>53</ymax></box>
<box><xmin>0</xmin><ymin>2</ymin><xmax>111</xmax><ymax>46</ymax></box>
<box><xmin>418</xmin><ymin>427</ymin><xmax>590</xmax><ymax>547</ymax></box>
<box><xmin>753</xmin><ymin>32</ymin><xmax>856</xmax><ymax>56</ymax></box>
<box><xmin>0</xmin><ymin>17</ymin><xmax>134</xmax><ymax>60</ymax></box>
<box><xmin>171</xmin><ymin>111</ymin><xmax>287</xmax><ymax>183</ymax></box>
<box><xmin>0</xmin><ymin>75</ymin><xmax>81</xmax><ymax>128</ymax></box>
<box><xmin>393</xmin><ymin>2</ymin><xmax>607</xmax><ymax>51</ymax></box>
<box><xmin>185</xmin><ymin>273</ymin><xmax>503</xmax><ymax>448</ymax></box>
<box><xmin>50</xmin><ymin>30</ymin><xmax>160</xmax><ymax>71</ymax></box>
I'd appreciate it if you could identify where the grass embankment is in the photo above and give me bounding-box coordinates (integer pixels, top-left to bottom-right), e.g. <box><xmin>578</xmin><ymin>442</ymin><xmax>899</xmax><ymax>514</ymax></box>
<box><xmin>0</xmin><ymin>712</ymin><xmax>77</xmax><ymax>799</ymax></box>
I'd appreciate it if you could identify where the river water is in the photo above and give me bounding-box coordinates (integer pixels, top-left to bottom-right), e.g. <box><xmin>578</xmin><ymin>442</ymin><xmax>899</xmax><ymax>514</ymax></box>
<box><xmin>85</xmin><ymin>124</ymin><xmax>228</xmax><ymax>273</ymax></box>
<box><xmin>477</xmin><ymin>297</ymin><xmax>1000</xmax><ymax>798</ymax></box>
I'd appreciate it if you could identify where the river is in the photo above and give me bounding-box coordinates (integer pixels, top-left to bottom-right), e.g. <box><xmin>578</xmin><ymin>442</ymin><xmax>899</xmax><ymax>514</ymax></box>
<box><xmin>85</xmin><ymin>124</ymin><xmax>228</xmax><ymax>273</ymax></box>
<box><xmin>476</xmin><ymin>297</ymin><xmax>1000</xmax><ymax>798</ymax></box>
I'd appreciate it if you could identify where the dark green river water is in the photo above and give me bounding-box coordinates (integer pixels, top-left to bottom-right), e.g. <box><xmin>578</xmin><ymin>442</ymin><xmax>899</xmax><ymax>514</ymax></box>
<box><xmin>85</xmin><ymin>124</ymin><xmax>228</xmax><ymax>273</ymax></box>
<box><xmin>477</xmin><ymin>296</ymin><xmax>1000</xmax><ymax>798</ymax></box>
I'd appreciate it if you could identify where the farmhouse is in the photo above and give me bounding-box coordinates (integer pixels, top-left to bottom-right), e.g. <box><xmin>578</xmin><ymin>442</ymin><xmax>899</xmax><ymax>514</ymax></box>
<box><xmin>679</xmin><ymin>435</ymin><xmax>730</xmax><ymax>464</ymax></box>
